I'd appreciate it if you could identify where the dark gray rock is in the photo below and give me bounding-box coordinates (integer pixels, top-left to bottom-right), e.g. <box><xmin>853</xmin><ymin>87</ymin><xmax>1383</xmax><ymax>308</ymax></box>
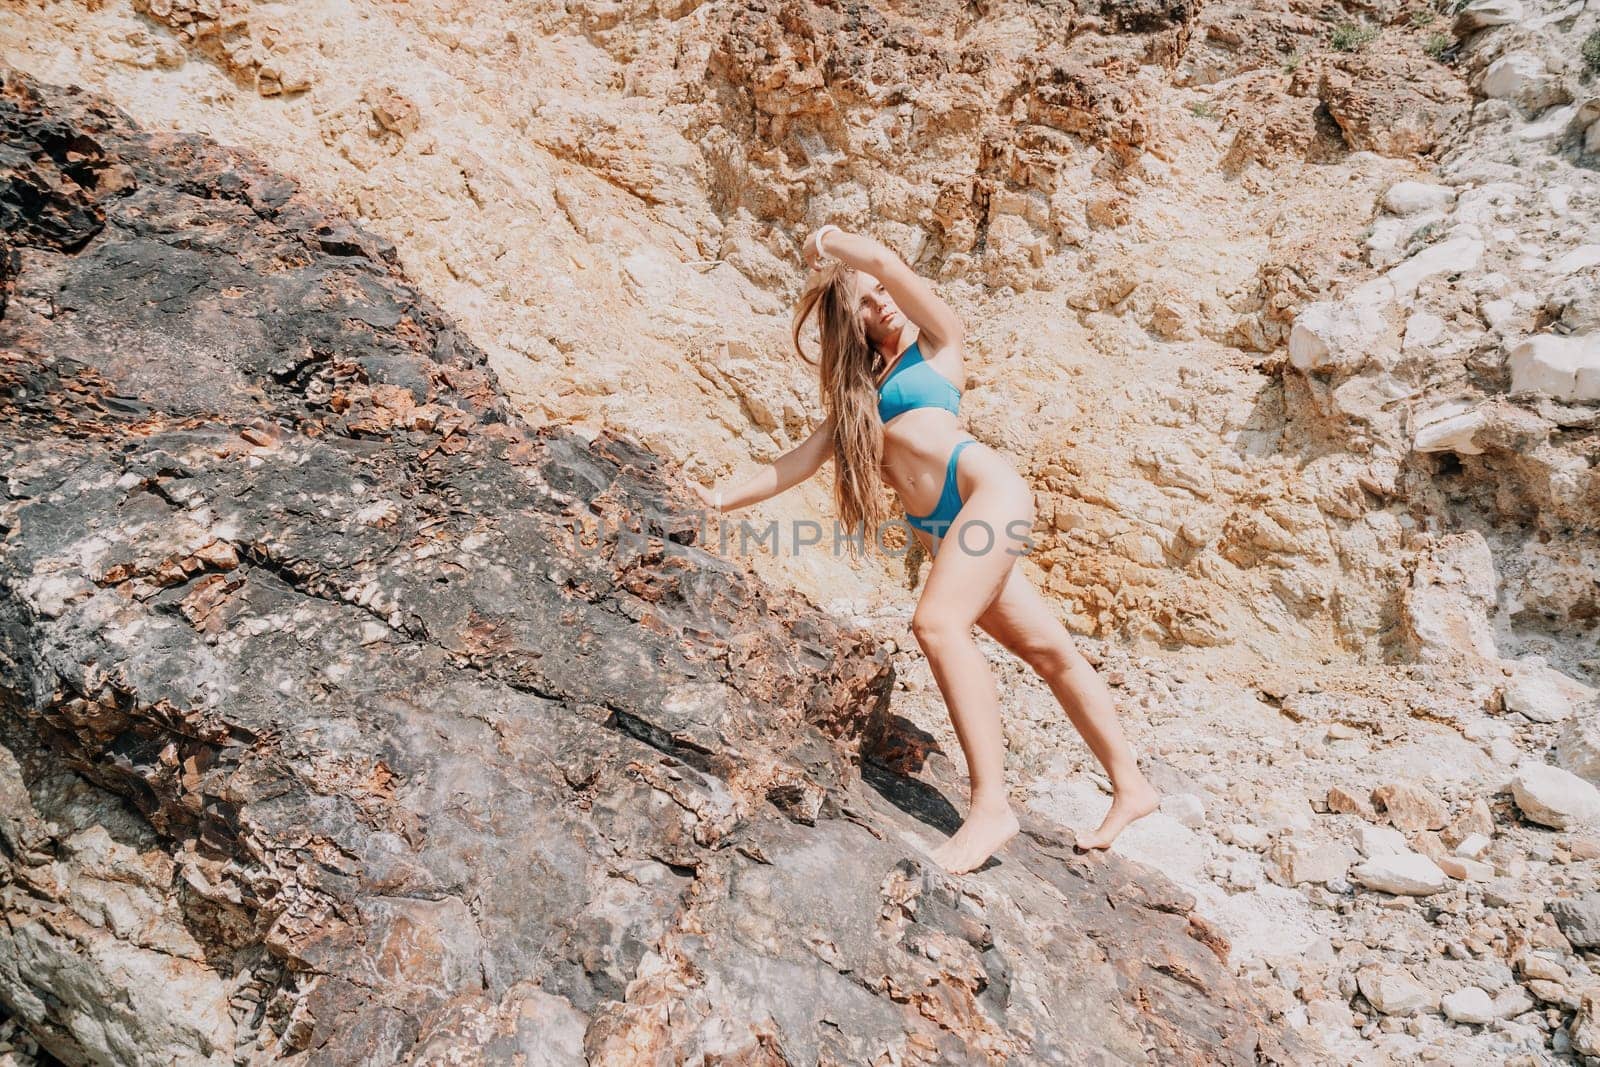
<box><xmin>1550</xmin><ymin>895</ymin><xmax>1600</xmax><ymax>949</ymax></box>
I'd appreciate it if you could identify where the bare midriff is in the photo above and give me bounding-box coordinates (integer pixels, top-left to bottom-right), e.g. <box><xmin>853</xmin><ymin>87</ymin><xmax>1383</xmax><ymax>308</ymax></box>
<box><xmin>878</xmin><ymin>407</ymin><xmax>972</xmax><ymax>519</ymax></box>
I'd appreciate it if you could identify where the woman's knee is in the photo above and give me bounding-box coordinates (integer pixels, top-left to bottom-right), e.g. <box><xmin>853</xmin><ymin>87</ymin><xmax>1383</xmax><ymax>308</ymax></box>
<box><xmin>911</xmin><ymin>608</ymin><xmax>969</xmax><ymax>655</ymax></box>
<box><xmin>1022</xmin><ymin>637</ymin><xmax>1081</xmax><ymax>680</ymax></box>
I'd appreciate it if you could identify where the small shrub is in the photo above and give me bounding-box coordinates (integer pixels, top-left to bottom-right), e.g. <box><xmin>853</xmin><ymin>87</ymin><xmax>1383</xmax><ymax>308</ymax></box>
<box><xmin>1283</xmin><ymin>51</ymin><xmax>1304</xmax><ymax>73</ymax></box>
<box><xmin>1425</xmin><ymin>32</ymin><xmax>1452</xmax><ymax>60</ymax></box>
<box><xmin>1406</xmin><ymin>221</ymin><xmax>1442</xmax><ymax>251</ymax></box>
<box><xmin>1410</xmin><ymin>8</ymin><xmax>1436</xmax><ymax>25</ymax></box>
<box><xmin>1331</xmin><ymin>21</ymin><xmax>1380</xmax><ymax>51</ymax></box>
<box><xmin>1190</xmin><ymin>100</ymin><xmax>1217</xmax><ymax>118</ymax></box>
<box><xmin>1583</xmin><ymin>29</ymin><xmax>1600</xmax><ymax>74</ymax></box>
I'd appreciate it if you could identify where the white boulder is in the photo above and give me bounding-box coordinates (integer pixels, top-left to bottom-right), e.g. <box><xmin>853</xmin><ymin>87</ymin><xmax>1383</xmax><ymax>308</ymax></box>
<box><xmin>1401</xmin><ymin>532</ymin><xmax>1500</xmax><ymax>664</ymax></box>
<box><xmin>1288</xmin><ymin>301</ymin><xmax>1389</xmax><ymax>372</ymax></box>
<box><xmin>1355</xmin><ymin>824</ymin><xmax>1409</xmax><ymax>857</ymax></box>
<box><xmin>1511</xmin><ymin>762</ymin><xmax>1600</xmax><ymax>829</ymax></box>
<box><xmin>1443</xmin><ymin>986</ymin><xmax>1497</xmax><ymax>1025</ymax></box>
<box><xmin>1553</xmin><ymin>246</ymin><xmax>1600</xmax><ymax>274</ymax></box>
<box><xmin>1358</xmin><ymin>965</ymin><xmax>1439</xmax><ymax>1014</ymax></box>
<box><xmin>1351</xmin><ymin>852</ymin><xmax>1448</xmax><ymax>895</ymax></box>
<box><xmin>1453</xmin><ymin>0</ymin><xmax>1522</xmax><ymax>31</ymax></box>
<box><xmin>1386</xmin><ymin>235</ymin><xmax>1484</xmax><ymax>301</ymax></box>
<box><xmin>1384</xmin><ymin>182</ymin><xmax>1456</xmax><ymax>216</ymax></box>
<box><xmin>1557</xmin><ymin>712</ymin><xmax>1600</xmax><ymax>784</ymax></box>
<box><xmin>1502</xmin><ymin>661</ymin><xmax>1594</xmax><ymax>723</ymax></box>
<box><xmin>1508</xmin><ymin>334</ymin><xmax>1600</xmax><ymax>402</ymax></box>
<box><xmin>1518</xmin><ymin>104</ymin><xmax>1578</xmax><ymax>143</ymax></box>
<box><xmin>1413</xmin><ymin>401</ymin><xmax>1488</xmax><ymax>456</ymax></box>
<box><xmin>1403</xmin><ymin>311</ymin><xmax>1446</xmax><ymax>347</ymax></box>
<box><xmin>1481</xmin><ymin>53</ymin><xmax>1565</xmax><ymax>112</ymax></box>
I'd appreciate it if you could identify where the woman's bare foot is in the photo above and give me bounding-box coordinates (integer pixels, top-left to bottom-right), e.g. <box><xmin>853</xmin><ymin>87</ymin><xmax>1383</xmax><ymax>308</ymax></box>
<box><xmin>1074</xmin><ymin>776</ymin><xmax>1159</xmax><ymax>851</ymax></box>
<box><xmin>931</xmin><ymin>799</ymin><xmax>1020</xmax><ymax>875</ymax></box>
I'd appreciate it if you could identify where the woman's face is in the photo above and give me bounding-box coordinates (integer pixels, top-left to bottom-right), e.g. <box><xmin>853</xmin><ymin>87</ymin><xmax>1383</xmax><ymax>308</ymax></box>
<box><xmin>853</xmin><ymin>270</ymin><xmax>905</xmax><ymax>348</ymax></box>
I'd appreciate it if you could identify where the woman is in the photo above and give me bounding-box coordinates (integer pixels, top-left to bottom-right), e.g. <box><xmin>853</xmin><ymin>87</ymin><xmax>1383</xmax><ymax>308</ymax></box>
<box><xmin>694</xmin><ymin>224</ymin><xmax>1157</xmax><ymax>873</ymax></box>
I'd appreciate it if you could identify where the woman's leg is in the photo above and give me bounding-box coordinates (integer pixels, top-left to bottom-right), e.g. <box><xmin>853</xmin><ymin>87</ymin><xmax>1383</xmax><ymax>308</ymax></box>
<box><xmin>909</xmin><ymin>447</ymin><xmax>1036</xmax><ymax>874</ymax></box>
<box><xmin>974</xmin><ymin>566</ymin><xmax>1158</xmax><ymax>849</ymax></box>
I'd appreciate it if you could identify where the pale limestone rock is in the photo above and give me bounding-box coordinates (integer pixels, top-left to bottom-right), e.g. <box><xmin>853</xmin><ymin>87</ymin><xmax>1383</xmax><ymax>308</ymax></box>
<box><xmin>1511</xmin><ymin>762</ymin><xmax>1600</xmax><ymax>829</ymax></box>
<box><xmin>1306</xmin><ymin>998</ymin><xmax>1354</xmax><ymax>1031</ymax></box>
<box><xmin>1288</xmin><ymin>301</ymin><xmax>1388</xmax><ymax>372</ymax></box>
<box><xmin>1401</xmin><ymin>532</ymin><xmax>1500</xmax><ymax>664</ymax></box>
<box><xmin>1454</xmin><ymin>832</ymin><xmax>1492</xmax><ymax>859</ymax></box>
<box><xmin>1412</xmin><ymin>402</ymin><xmax>1487</xmax><ymax>455</ymax></box>
<box><xmin>1549</xmin><ymin>894</ymin><xmax>1600</xmax><ymax>947</ymax></box>
<box><xmin>1453</xmin><ymin>0</ymin><xmax>1523</xmax><ymax>32</ymax></box>
<box><xmin>1383</xmin><ymin>182</ymin><xmax>1455</xmax><ymax>216</ymax></box>
<box><xmin>1557</xmin><ymin>712</ymin><xmax>1600</xmax><ymax>784</ymax></box>
<box><xmin>1502</xmin><ymin>661</ymin><xmax>1592</xmax><ymax>723</ymax></box>
<box><xmin>1442</xmin><ymin>986</ymin><xmax>1496</xmax><ymax>1024</ymax></box>
<box><xmin>1517</xmin><ymin>104</ymin><xmax>1579</xmax><ymax>142</ymax></box>
<box><xmin>1508</xmin><ymin>334</ymin><xmax>1600</xmax><ymax>402</ymax></box>
<box><xmin>1223</xmin><ymin>823</ymin><xmax>1269</xmax><ymax>849</ymax></box>
<box><xmin>1402</xmin><ymin>311</ymin><xmax>1445</xmax><ymax>347</ymax></box>
<box><xmin>1253</xmin><ymin>795</ymin><xmax>1313</xmax><ymax>834</ymax></box>
<box><xmin>1481</xmin><ymin>53</ymin><xmax>1565</xmax><ymax>112</ymax></box>
<box><xmin>1351</xmin><ymin>852</ymin><xmax>1448</xmax><ymax>895</ymax></box>
<box><xmin>1482</xmin><ymin>297</ymin><xmax>1518</xmax><ymax>327</ymax></box>
<box><xmin>1438</xmin><ymin>854</ymin><xmax>1495</xmax><ymax>881</ymax></box>
<box><xmin>1160</xmin><ymin>792</ymin><xmax>1206</xmax><ymax>828</ymax></box>
<box><xmin>1357</xmin><ymin>965</ymin><xmax>1439</xmax><ymax>1014</ymax></box>
<box><xmin>1552</xmin><ymin>245</ymin><xmax>1600</xmax><ymax>274</ymax></box>
<box><xmin>1574</xmin><ymin>990</ymin><xmax>1600</xmax><ymax>1057</ymax></box>
<box><xmin>1493</xmin><ymin>985</ymin><xmax>1535</xmax><ymax>1020</ymax></box>
<box><xmin>1270</xmin><ymin>836</ymin><xmax>1358</xmax><ymax>885</ymax></box>
<box><xmin>1372</xmin><ymin>781</ymin><xmax>1448</xmax><ymax>831</ymax></box>
<box><xmin>1385</xmin><ymin>235</ymin><xmax>1484</xmax><ymax>301</ymax></box>
<box><xmin>1520</xmin><ymin>954</ymin><xmax>1568</xmax><ymax>983</ymax></box>
<box><xmin>1355</xmin><ymin>824</ymin><xmax>1409</xmax><ymax>857</ymax></box>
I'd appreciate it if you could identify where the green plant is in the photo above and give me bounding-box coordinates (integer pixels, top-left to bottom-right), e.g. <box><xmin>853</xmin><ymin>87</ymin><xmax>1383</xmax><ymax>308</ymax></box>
<box><xmin>1583</xmin><ymin>29</ymin><xmax>1600</xmax><ymax>74</ymax></box>
<box><xmin>1282</xmin><ymin>51</ymin><xmax>1304</xmax><ymax>73</ymax></box>
<box><xmin>1425</xmin><ymin>31</ymin><xmax>1452</xmax><ymax>60</ymax></box>
<box><xmin>1331</xmin><ymin>21</ymin><xmax>1379</xmax><ymax>51</ymax></box>
<box><xmin>1406</xmin><ymin>221</ymin><xmax>1442</xmax><ymax>251</ymax></box>
<box><xmin>1409</xmin><ymin>8</ymin><xmax>1436</xmax><ymax>25</ymax></box>
<box><xmin>1190</xmin><ymin>99</ymin><xmax>1217</xmax><ymax>118</ymax></box>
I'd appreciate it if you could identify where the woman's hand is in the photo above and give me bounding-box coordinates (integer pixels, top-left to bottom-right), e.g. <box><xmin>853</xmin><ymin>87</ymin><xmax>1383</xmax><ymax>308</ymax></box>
<box><xmin>802</xmin><ymin>225</ymin><xmax>843</xmax><ymax>271</ymax></box>
<box><xmin>691</xmin><ymin>482</ymin><xmax>722</xmax><ymax>512</ymax></box>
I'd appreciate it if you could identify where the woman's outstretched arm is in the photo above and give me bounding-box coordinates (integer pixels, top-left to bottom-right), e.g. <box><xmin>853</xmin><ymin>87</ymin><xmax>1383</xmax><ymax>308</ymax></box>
<box><xmin>698</xmin><ymin>414</ymin><xmax>834</xmax><ymax>513</ymax></box>
<box><xmin>804</xmin><ymin>227</ymin><xmax>964</xmax><ymax>351</ymax></box>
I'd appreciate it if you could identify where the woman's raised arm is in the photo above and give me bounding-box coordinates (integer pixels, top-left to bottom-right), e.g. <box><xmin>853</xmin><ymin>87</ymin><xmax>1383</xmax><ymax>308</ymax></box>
<box><xmin>804</xmin><ymin>227</ymin><xmax>964</xmax><ymax>351</ymax></box>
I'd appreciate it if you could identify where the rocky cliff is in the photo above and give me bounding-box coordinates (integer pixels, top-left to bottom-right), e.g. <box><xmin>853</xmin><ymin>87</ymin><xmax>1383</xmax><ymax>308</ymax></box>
<box><xmin>4</xmin><ymin>0</ymin><xmax>1600</xmax><ymax>1061</ymax></box>
<box><xmin>0</xmin><ymin>70</ymin><xmax>1299</xmax><ymax>1065</ymax></box>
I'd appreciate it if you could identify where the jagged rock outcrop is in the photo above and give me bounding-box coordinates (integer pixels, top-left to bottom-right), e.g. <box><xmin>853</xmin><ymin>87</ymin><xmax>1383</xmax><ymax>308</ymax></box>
<box><xmin>0</xmin><ymin>71</ymin><xmax>1303</xmax><ymax>1065</ymax></box>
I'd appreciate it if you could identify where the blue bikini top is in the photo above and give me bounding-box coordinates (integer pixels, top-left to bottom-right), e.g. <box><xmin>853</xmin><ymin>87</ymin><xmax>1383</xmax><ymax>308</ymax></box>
<box><xmin>876</xmin><ymin>340</ymin><xmax>961</xmax><ymax>424</ymax></box>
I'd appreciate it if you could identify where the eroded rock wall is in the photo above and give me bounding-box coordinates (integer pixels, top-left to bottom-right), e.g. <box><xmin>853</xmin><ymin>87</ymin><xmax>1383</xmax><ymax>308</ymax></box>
<box><xmin>0</xmin><ymin>0</ymin><xmax>1482</xmax><ymax>661</ymax></box>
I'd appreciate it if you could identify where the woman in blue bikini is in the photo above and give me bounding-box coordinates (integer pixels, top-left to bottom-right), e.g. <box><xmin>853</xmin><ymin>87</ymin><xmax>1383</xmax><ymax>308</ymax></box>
<box><xmin>697</xmin><ymin>224</ymin><xmax>1157</xmax><ymax>873</ymax></box>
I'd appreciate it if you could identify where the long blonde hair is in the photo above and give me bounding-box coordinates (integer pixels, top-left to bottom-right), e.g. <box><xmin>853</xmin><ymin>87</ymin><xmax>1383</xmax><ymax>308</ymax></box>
<box><xmin>792</xmin><ymin>263</ymin><xmax>894</xmax><ymax>557</ymax></box>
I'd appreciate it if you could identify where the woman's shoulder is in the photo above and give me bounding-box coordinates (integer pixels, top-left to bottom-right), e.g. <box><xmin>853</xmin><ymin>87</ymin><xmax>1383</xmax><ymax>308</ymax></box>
<box><xmin>912</xmin><ymin>332</ymin><xmax>966</xmax><ymax>386</ymax></box>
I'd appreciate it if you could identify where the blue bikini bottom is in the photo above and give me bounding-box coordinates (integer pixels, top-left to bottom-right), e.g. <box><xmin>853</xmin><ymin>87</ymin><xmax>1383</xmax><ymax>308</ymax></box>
<box><xmin>904</xmin><ymin>438</ymin><xmax>976</xmax><ymax>540</ymax></box>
